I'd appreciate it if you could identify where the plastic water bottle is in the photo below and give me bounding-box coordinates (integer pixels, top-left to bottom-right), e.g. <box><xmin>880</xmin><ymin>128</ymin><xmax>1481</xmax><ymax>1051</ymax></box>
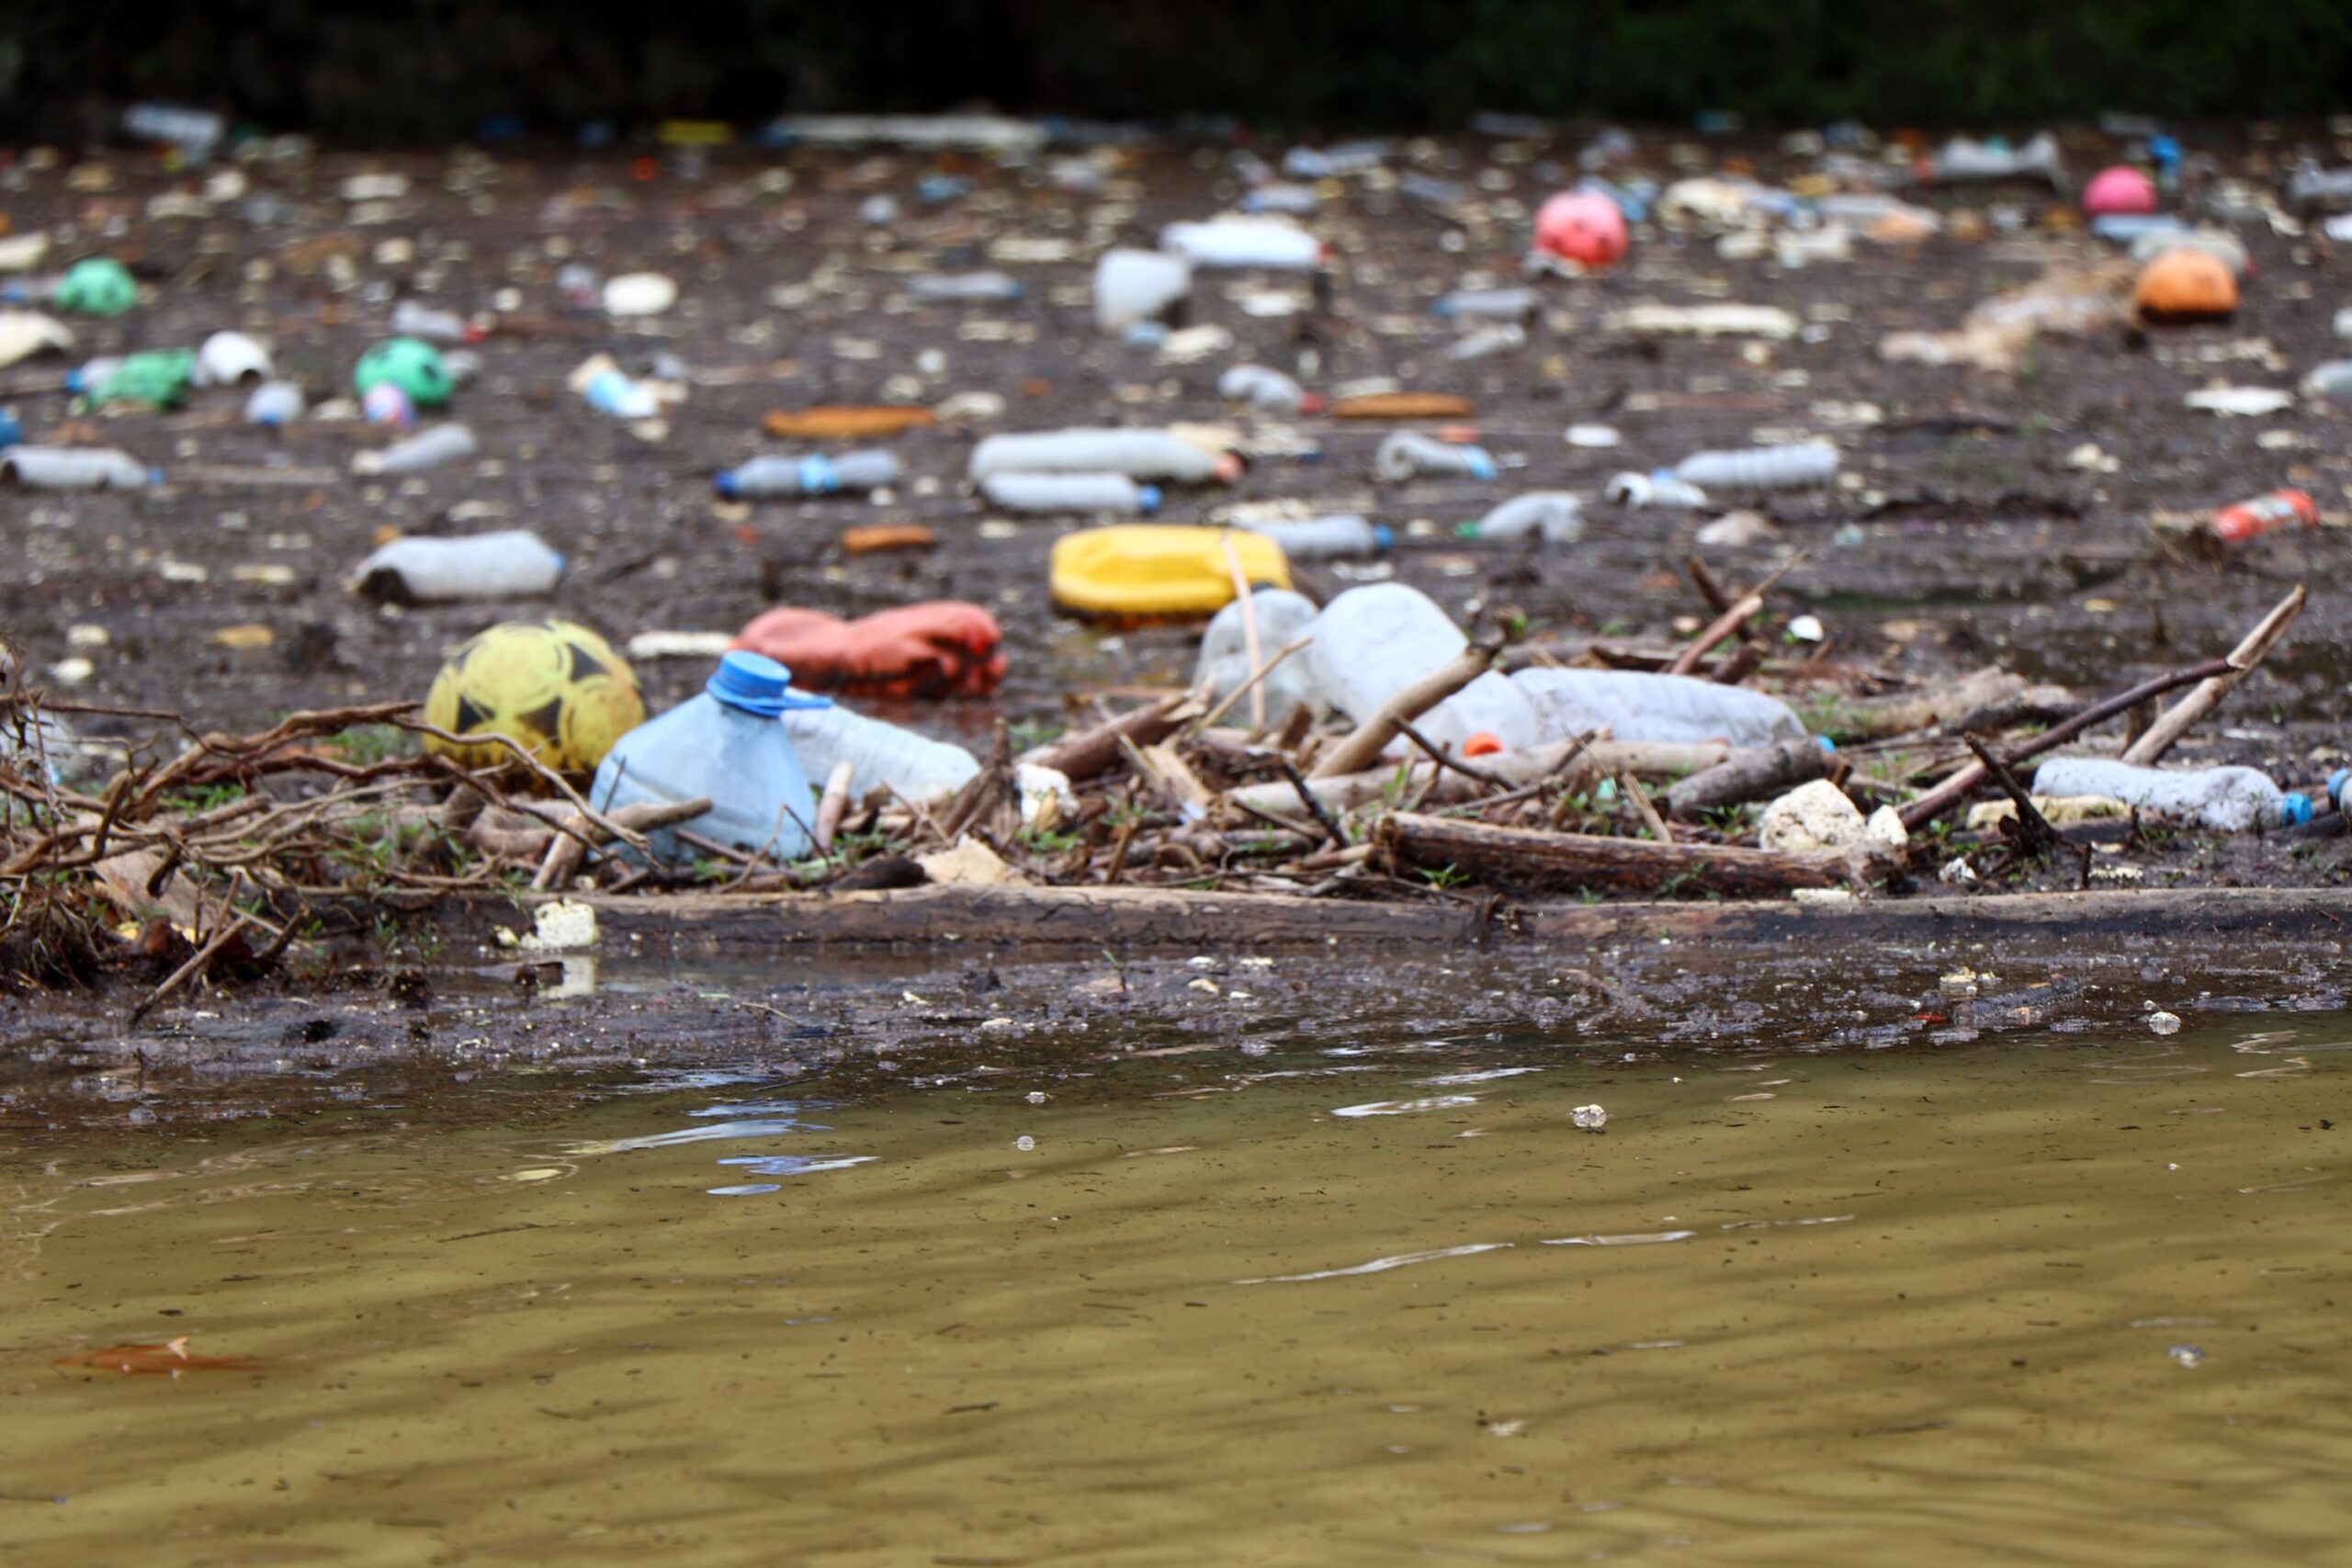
<box><xmin>122</xmin><ymin>102</ymin><xmax>224</xmax><ymax>160</ymax></box>
<box><xmin>1306</xmin><ymin>583</ymin><xmax>1543</xmax><ymax>755</ymax></box>
<box><xmin>978</xmin><ymin>471</ymin><xmax>1160</xmax><ymax>515</ymax></box>
<box><xmin>1237</xmin><ymin>514</ymin><xmax>1390</xmax><ymax>559</ymax></box>
<box><xmin>1375</xmin><ymin>433</ymin><xmax>1497</xmax><ymax>482</ymax></box>
<box><xmin>969</xmin><ymin>429</ymin><xmax>1227</xmax><ymax>484</ymax></box>
<box><xmin>243</xmin><ymin>381</ymin><xmax>305</xmax><ymax>426</ymax></box>
<box><xmin>352</xmin><ymin>423</ymin><xmax>479</xmax><ymax>476</ymax></box>
<box><xmin>352</xmin><ymin>529</ymin><xmax>562</xmax><ymax>601</ymax></box>
<box><xmin>594</xmin><ymin>652</ymin><xmax>825</xmax><ymax>863</ymax></box>
<box><xmin>2301</xmin><ymin>363</ymin><xmax>2352</xmax><ymax>407</ymax></box>
<box><xmin>581</xmin><ymin>367</ymin><xmax>660</xmax><ymax>419</ymax></box>
<box><xmin>2131</xmin><ymin>229</ymin><xmax>2248</xmax><ymax>276</ymax></box>
<box><xmin>1239</xmin><ymin>184</ymin><xmax>1320</xmax><ymax>215</ymax></box>
<box><xmin>1434</xmin><ymin>286</ymin><xmax>1542</xmax><ymax>321</ymax></box>
<box><xmin>909</xmin><ymin>271</ymin><xmax>1024</xmax><ymax>302</ymax></box>
<box><xmin>1218</xmin><ymin>365</ymin><xmax>1319</xmax><ymax>414</ymax></box>
<box><xmin>781</xmin><ymin>700</ymin><xmax>979</xmax><ymax>804</ymax></box>
<box><xmin>0</xmin><ymin>446</ymin><xmax>160</xmax><ymax>490</ymax></box>
<box><xmin>2030</xmin><ymin>758</ymin><xmax>2311</xmax><ymax>832</ymax></box>
<box><xmin>1606</xmin><ymin>470</ymin><xmax>1709</xmax><ymax>508</ymax></box>
<box><xmin>717</xmin><ymin>451</ymin><xmax>899</xmax><ymax>499</ymax></box>
<box><xmin>1194</xmin><ymin>589</ymin><xmax>1322</xmax><ymax>724</ymax></box>
<box><xmin>1159</xmin><ymin>219</ymin><xmax>1327</xmax><ymax>270</ymax></box>
<box><xmin>1449</xmin><ymin>323</ymin><xmax>1527</xmax><ymax>360</ymax></box>
<box><xmin>1093</xmin><ymin>249</ymin><xmax>1192</xmax><ymax>333</ymax></box>
<box><xmin>390</xmin><ymin>300</ymin><xmax>474</xmax><ymax>342</ymax></box>
<box><xmin>193</xmin><ymin>331</ymin><xmax>271</xmax><ymax>388</ymax></box>
<box><xmin>1475</xmin><ymin>492</ymin><xmax>1584</xmax><ymax>544</ymax></box>
<box><xmin>1510</xmin><ymin>668</ymin><xmax>1810</xmax><ymax>748</ymax></box>
<box><xmin>1675</xmin><ymin>444</ymin><xmax>1838</xmax><ymax>490</ymax></box>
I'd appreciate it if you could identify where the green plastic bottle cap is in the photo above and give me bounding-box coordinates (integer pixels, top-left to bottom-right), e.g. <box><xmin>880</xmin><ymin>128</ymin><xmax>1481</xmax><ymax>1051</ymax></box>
<box><xmin>56</xmin><ymin>257</ymin><xmax>139</xmax><ymax>317</ymax></box>
<box><xmin>353</xmin><ymin>337</ymin><xmax>453</xmax><ymax>408</ymax></box>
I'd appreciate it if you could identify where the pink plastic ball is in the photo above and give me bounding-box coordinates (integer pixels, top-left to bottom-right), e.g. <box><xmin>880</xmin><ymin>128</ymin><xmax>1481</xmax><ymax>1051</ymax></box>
<box><xmin>2083</xmin><ymin>164</ymin><xmax>2157</xmax><ymax>217</ymax></box>
<box><xmin>1534</xmin><ymin>189</ymin><xmax>1630</xmax><ymax>268</ymax></box>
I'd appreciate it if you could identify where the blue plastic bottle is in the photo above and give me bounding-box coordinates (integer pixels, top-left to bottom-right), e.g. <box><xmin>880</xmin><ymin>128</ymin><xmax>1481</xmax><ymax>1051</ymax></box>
<box><xmin>592</xmin><ymin>651</ymin><xmax>831</xmax><ymax>863</ymax></box>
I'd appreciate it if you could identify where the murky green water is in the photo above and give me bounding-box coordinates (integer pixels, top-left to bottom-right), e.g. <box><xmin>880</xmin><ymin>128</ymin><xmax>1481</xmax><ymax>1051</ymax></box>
<box><xmin>4</xmin><ymin>1020</ymin><xmax>2347</xmax><ymax>1565</ymax></box>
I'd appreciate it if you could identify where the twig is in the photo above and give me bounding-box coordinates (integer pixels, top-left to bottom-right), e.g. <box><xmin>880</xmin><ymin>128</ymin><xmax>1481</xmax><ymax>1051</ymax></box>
<box><xmin>1620</xmin><ymin>771</ymin><xmax>1675</xmax><ymax>844</ymax></box>
<box><xmin>1277</xmin><ymin>757</ymin><xmax>1351</xmax><ymax>848</ymax></box>
<box><xmin>1219</xmin><ymin>536</ymin><xmax>1266</xmax><ymax>730</ymax></box>
<box><xmin>2120</xmin><ymin>585</ymin><xmax>2303</xmax><ymax>766</ymax></box>
<box><xmin>1962</xmin><ymin>734</ymin><xmax>2061</xmax><ymax>861</ymax></box>
<box><xmin>1392</xmin><ymin>719</ymin><xmax>1514</xmax><ymax>788</ymax></box>
<box><xmin>1311</xmin><ymin>642</ymin><xmax>1498</xmax><ymax>780</ymax></box>
<box><xmin>1193</xmin><ymin>636</ymin><xmax>1312</xmax><ymax>734</ymax></box>
<box><xmin>129</xmin><ymin>913</ymin><xmax>254</xmax><ymax>1025</ymax></box>
<box><xmin>1666</xmin><ymin>593</ymin><xmax>1764</xmax><ymax>677</ymax></box>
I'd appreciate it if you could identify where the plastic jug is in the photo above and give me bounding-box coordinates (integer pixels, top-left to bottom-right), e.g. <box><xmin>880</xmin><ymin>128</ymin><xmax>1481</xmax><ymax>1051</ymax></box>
<box><xmin>1510</xmin><ymin>667</ymin><xmax>1811</xmax><ymax>748</ymax></box>
<box><xmin>1305</xmin><ymin>583</ymin><xmax>1543</xmax><ymax>755</ymax></box>
<box><xmin>1193</xmin><ymin>589</ymin><xmax>1322</xmax><ymax>725</ymax></box>
<box><xmin>979</xmin><ymin>472</ymin><xmax>1161</xmax><ymax>515</ymax></box>
<box><xmin>1050</xmin><ymin>525</ymin><xmax>1292</xmax><ymax>618</ymax></box>
<box><xmin>968</xmin><ymin>428</ymin><xmax>1231</xmax><ymax>484</ymax></box>
<box><xmin>593</xmin><ymin>651</ymin><xmax>827</xmax><ymax>863</ymax></box>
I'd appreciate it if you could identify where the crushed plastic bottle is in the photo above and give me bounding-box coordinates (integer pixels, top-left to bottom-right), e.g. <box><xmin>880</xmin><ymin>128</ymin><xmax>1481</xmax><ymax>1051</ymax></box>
<box><xmin>716</xmin><ymin>451</ymin><xmax>899</xmax><ymax>499</ymax></box>
<box><xmin>352</xmin><ymin>529</ymin><xmax>561</xmax><ymax>602</ymax></box>
<box><xmin>2206</xmin><ymin>488</ymin><xmax>2318</xmax><ymax>547</ymax></box>
<box><xmin>2030</xmin><ymin>758</ymin><xmax>2311</xmax><ymax>832</ymax></box>
<box><xmin>1510</xmin><ymin>668</ymin><xmax>1811</xmax><ymax>748</ymax></box>
<box><xmin>1093</xmin><ymin>249</ymin><xmax>1192</xmax><ymax>333</ymax></box>
<box><xmin>352</xmin><ymin>423</ymin><xmax>479</xmax><ymax>476</ymax></box>
<box><xmin>79</xmin><ymin>350</ymin><xmax>195</xmax><ymax>408</ymax></box>
<box><xmin>970</xmin><ymin>428</ymin><xmax>1231</xmax><ymax>484</ymax></box>
<box><xmin>1375</xmin><ymin>433</ymin><xmax>1497</xmax><ymax>482</ymax></box>
<box><xmin>979</xmin><ymin>472</ymin><xmax>1160</xmax><ymax>515</ymax></box>
<box><xmin>54</xmin><ymin>257</ymin><xmax>139</xmax><ymax>317</ymax></box>
<box><xmin>0</xmin><ymin>446</ymin><xmax>160</xmax><ymax>490</ymax></box>
<box><xmin>1218</xmin><ymin>365</ymin><xmax>1320</xmax><ymax>414</ymax></box>
<box><xmin>594</xmin><ymin>652</ymin><xmax>826</xmax><ymax>863</ymax></box>
<box><xmin>1675</xmin><ymin>443</ymin><xmax>1838</xmax><ymax>490</ymax></box>
<box><xmin>1570</xmin><ymin>1104</ymin><xmax>1608</xmax><ymax>1131</ymax></box>
<box><xmin>1236</xmin><ymin>514</ymin><xmax>1390</xmax><ymax>559</ymax></box>
<box><xmin>782</xmin><ymin>696</ymin><xmax>980</xmax><ymax>804</ymax></box>
<box><xmin>1606</xmin><ymin>471</ymin><xmax>1709</xmax><ymax>508</ymax></box>
<box><xmin>1193</xmin><ymin>588</ymin><xmax>1322</xmax><ymax>724</ymax></box>
<box><xmin>1306</xmin><ymin>583</ymin><xmax>1544</xmax><ymax>755</ymax></box>
<box><xmin>1474</xmin><ymin>492</ymin><xmax>1584</xmax><ymax>544</ymax></box>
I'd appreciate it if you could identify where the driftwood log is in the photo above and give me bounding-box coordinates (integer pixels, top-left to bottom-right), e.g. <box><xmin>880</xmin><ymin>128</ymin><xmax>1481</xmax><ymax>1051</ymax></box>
<box><xmin>1379</xmin><ymin>811</ymin><xmax>1894</xmax><ymax>897</ymax></box>
<box><xmin>1663</xmin><ymin>738</ymin><xmax>1838</xmax><ymax>818</ymax></box>
<box><xmin>1024</xmin><ymin>694</ymin><xmax>1197</xmax><ymax>782</ymax></box>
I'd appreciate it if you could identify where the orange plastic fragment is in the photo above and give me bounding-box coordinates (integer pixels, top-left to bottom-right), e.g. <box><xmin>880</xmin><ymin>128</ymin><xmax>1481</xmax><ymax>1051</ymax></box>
<box><xmin>840</xmin><ymin>524</ymin><xmax>938</xmax><ymax>555</ymax></box>
<box><xmin>1330</xmin><ymin>392</ymin><xmax>1476</xmax><ymax>420</ymax></box>
<box><xmin>762</xmin><ymin>405</ymin><xmax>936</xmax><ymax>440</ymax></box>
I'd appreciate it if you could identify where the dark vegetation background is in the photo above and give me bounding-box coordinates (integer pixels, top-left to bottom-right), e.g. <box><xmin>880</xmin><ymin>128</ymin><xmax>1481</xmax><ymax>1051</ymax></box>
<box><xmin>3</xmin><ymin>0</ymin><xmax>2348</xmax><ymax>142</ymax></box>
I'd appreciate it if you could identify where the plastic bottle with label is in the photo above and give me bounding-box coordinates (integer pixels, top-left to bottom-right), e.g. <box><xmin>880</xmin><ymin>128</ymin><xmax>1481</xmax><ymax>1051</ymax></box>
<box><xmin>352</xmin><ymin>423</ymin><xmax>479</xmax><ymax>476</ymax></box>
<box><xmin>716</xmin><ymin>451</ymin><xmax>900</xmax><ymax>499</ymax></box>
<box><xmin>1306</xmin><ymin>583</ymin><xmax>1543</xmax><ymax>755</ymax></box>
<box><xmin>351</xmin><ymin>529</ymin><xmax>562</xmax><ymax>601</ymax></box>
<box><xmin>781</xmin><ymin>700</ymin><xmax>980</xmax><ymax>804</ymax></box>
<box><xmin>593</xmin><ymin>652</ymin><xmax>825</xmax><ymax>863</ymax></box>
<box><xmin>1236</xmin><ymin>514</ymin><xmax>1389</xmax><ymax>559</ymax></box>
<box><xmin>1375</xmin><ymin>432</ymin><xmax>1498</xmax><ymax>482</ymax></box>
<box><xmin>1674</xmin><ymin>443</ymin><xmax>1838</xmax><ymax>490</ymax></box>
<box><xmin>969</xmin><ymin>429</ymin><xmax>1230</xmax><ymax>484</ymax></box>
<box><xmin>0</xmin><ymin>446</ymin><xmax>160</xmax><ymax>490</ymax></box>
<box><xmin>1510</xmin><ymin>667</ymin><xmax>1811</xmax><ymax>748</ymax></box>
<box><xmin>1475</xmin><ymin>492</ymin><xmax>1584</xmax><ymax>543</ymax></box>
<box><xmin>980</xmin><ymin>472</ymin><xmax>1161</xmax><ymax>515</ymax></box>
<box><xmin>2030</xmin><ymin>758</ymin><xmax>2311</xmax><ymax>832</ymax></box>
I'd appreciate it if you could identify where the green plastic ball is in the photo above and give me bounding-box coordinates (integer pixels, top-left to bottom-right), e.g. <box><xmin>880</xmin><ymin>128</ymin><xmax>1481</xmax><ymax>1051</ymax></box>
<box><xmin>353</xmin><ymin>337</ymin><xmax>453</xmax><ymax>408</ymax></box>
<box><xmin>56</xmin><ymin>257</ymin><xmax>139</xmax><ymax>317</ymax></box>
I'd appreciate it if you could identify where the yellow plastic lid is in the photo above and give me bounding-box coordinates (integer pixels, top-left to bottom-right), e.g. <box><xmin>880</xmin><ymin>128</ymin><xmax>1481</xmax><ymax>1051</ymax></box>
<box><xmin>1048</xmin><ymin>525</ymin><xmax>1293</xmax><ymax>618</ymax></box>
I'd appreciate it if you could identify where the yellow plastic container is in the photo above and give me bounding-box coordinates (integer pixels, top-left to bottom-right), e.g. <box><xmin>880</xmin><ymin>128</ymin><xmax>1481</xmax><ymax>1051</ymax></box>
<box><xmin>1049</xmin><ymin>526</ymin><xmax>1292</xmax><ymax>618</ymax></box>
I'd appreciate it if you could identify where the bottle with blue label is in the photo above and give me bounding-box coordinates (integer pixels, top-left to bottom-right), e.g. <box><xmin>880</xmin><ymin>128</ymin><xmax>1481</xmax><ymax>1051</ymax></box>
<box><xmin>592</xmin><ymin>652</ymin><xmax>831</xmax><ymax>863</ymax></box>
<box><xmin>714</xmin><ymin>452</ymin><xmax>899</xmax><ymax>499</ymax></box>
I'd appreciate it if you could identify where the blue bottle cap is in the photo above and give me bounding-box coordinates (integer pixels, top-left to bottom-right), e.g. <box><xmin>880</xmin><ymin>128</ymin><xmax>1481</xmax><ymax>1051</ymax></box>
<box><xmin>1136</xmin><ymin>484</ymin><xmax>1163</xmax><ymax>514</ymax></box>
<box><xmin>1464</xmin><ymin>450</ymin><xmax>1498</xmax><ymax>482</ymax></box>
<box><xmin>1816</xmin><ymin>735</ymin><xmax>1837</xmax><ymax>752</ymax></box>
<box><xmin>713</xmin><ymin>468</ymin><xmax>741</xmax><ymax>499</ymax></box>
<box><xmin>2283</xmin><ymin>793</ymin><xmax>2312</xmax><ymax>828</ymax></box>
<box><xmin>707</xmin><ymin>650</ymin><xmax>794</xmax><ymax>715</ymax></box>
<box><xmin>1371</xmin><ymin>523</ymin><xmax>1395</xmax><ymax>552</ymax></box>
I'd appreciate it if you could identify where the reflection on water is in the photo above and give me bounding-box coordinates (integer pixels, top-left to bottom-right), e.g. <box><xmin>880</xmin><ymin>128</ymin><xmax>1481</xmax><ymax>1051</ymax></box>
<box><xmin>3</xmin><ymin>1021</ymin><xmax>2348</xmax><ymax>1564</ymax></box>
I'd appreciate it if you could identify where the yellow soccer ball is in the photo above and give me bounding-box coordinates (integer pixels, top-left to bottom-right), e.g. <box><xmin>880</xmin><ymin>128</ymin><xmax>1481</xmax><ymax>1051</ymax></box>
<box><xmin>423</xmin><ymin>620</ymin><xmax>644</xmax><ymax>777</ymax></box>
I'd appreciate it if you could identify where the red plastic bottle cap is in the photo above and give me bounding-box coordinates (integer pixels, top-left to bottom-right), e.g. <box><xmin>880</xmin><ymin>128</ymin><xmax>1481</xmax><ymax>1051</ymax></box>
<box><xmin>630</xmin><ymin>157</ymin><xmax>661</xmax><ymax>182</ymax></box>
<box><xmin>1298</xmin><ymin>392</ymin><xmax>1328</xmax><ymax>414</ymax></box>
<box><xmin>1462</xmin><ymin>732</ymin><xmax>1504</xmax><ymax>758</ymax></box>
<box><xmin>1213</xmin><ymin>451</ymin><xmax>1245</xmax><ymax>484</ymax></box>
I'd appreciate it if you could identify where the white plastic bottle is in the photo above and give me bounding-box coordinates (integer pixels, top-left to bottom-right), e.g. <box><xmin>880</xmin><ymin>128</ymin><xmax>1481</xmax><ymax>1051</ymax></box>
<box><xmin>1218</xmin><ymin>365</ymin><xmax>1317</xmax><ymax>413</ymax></box>
<box><xmin>1675</xmin><ymin>443</ymin><xmax>1838</xmax><ymax>490</ymax></box>
<box><xmin>1510</xmin><ymin>667</ymin><xmax>1811</xmax><ymax>748</ymax></box>
<box><xmin>2030</xmin><ymin>758</ymin><xmax>2312</xmax><ymax>832</ymax></box>
<box><xmin>581</xmin><ymin>367</ymin><xmax>660</xmax><ymax>418</ymax></box>
<box><xmin>351</xmin><ymin>530</ymin><xmax>563</xmax><ymax>601</ymax></box>
<box><xmin>1237</xmin><ymin>514</ymin><xmax>1390</xmax><ymax>559</ymax></box>
<box><xmin>779</xmin><ymin>700</ymin><xmax>980</xmax><ymax>804</ymax></box>
<box><xmin>1475</xmin><ymin>492</ymin><xmax>1584</xmax><ymax>543</ymax></box>
<box><xmin>0</xmin><ymin>446</ymin><xmax>159</xmax><ymax>490</ymax></box>
<box><xmin>194</xmin><ymin>331</ymin><xmax>272</xmax><ymax>387</ymax></box>
<box><xmin>390</xmin><ymin>300</ymin><xmax>472</xmax><ymax>342</ymax></box>
<box><xmin>1306</xmin><ymin>583</ymin><xmax>1543</xmax><ymax>754</ymax></box>
<box><xmin>244</xmin><ymin>381</ymin><xmax>305</xmax><ymax>425</ymax></box>
<box><xmin>594</xmin><ymin>652</ymin><xmax>822</xmax><ymax>863</ymax></box>
<box><xmin>1434</xmin><ymin>286</ymin><xmax>1542</xmax><ymax>321</ymax></box>
<box><xmin>978</xmin><ymin>471</ymin><xmax>1160</xmax><ymax>515</ymax></box>
<box><xmin>1093</xmin><ymin>249</ymin><xmax>1192</xmax><ymax>333</ymax></box>
<box><xmin>1606</xmin><ymin>470</ymin><xmax>1709</xmax><ymax>508</ymax></box>
<box><xmin>969</xmin><ymin>429</ymin><xmax>1227</xmax><ymax>484</ymax></box>
<box><xmin>716</xmin><ymin>451</ymin><xmax>899</xmax><ymax>499</ymax></box>
<box><xmin>353</xmin><ymin>423</ymin><xmax>478</xmax><ymax>475</ymax></box>
<box><xmin>1375</xmin><ymin>432</ymin><xmax>1498</xmax><ymax>482</ymax></box>
<box><xmin>1194</xmin><ymin>589</ymin><xmax>1323</xmax><ymax>725</ymax></box>
<box><xmin>1159</xmin><ymin>219</ymin><xmax>1327</xmax><ymax>270</ymax></box>
<box><xmin>1449</xmin><ymin>323</ymin><xmax>1527</xmax><ymax>360</ymax></box>
<box><xmin>909</xmin><ymin>271</ymin><xmax>1024</xmax><ymax>302</ymax></box>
